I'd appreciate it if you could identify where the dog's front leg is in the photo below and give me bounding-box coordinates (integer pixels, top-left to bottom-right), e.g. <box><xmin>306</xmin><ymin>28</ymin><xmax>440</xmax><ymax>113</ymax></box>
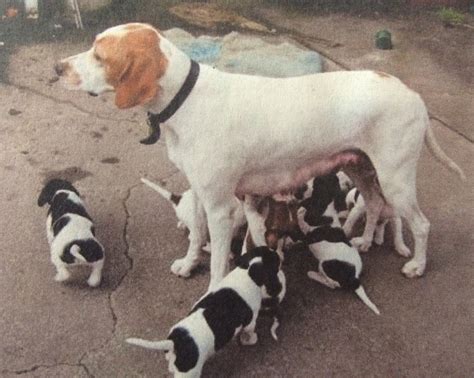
<box><xmin>171</xmin><ymin>191</ymin><xmax>207</xmax><ymax>278</ymax></box>
<box><xmin>206</xmin><ymin>204</ymin><xmax>237</xmax><ymax>289</ymax></box>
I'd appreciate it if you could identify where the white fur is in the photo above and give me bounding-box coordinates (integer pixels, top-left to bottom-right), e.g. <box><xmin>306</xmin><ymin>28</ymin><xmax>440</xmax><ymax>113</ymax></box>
<box><xmin>58</xmin><ymin>23</ymin><xmax>465</xmax><ymax>288</ymax></box>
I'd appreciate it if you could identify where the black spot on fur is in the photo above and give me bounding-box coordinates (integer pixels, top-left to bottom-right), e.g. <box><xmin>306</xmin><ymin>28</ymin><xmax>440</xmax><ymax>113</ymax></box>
<box><xmin>61</xmin><ymin>239</ymin><xmax>104</xmax><ymax>264</ymax></box>
<box><xmin>304</xmin><ymin>214</ymin><xmax>334</xmax><ymax>227</ymax></box>
<box><xmin>321</xmin><ymin>260</ymin><xmax>360</xmax><ymax>290</ymax></box>
<box><xmin>301</xmin><ymin>174</ymin><xmax>341</xmax><ymax>222</ymax></box>
<box><xmin>237</xmin><ymin>247</ymin><xmax>282</xmax><ymax>298</ymax></box>
<box><xmin>334</xmin><ymin>190</ymin><xmax>348</xmax><ymax>212</ymax></box>
<box><xmin>191</xmin><ymin>288</ymin><xmax>253</xmax><ymax>351</ymax></box>
<box><xmin>48</xmin><ymin>192</ymin><xmax>91</xmax><ymax>225</ymax></box>
<box><xmin>52</xmin><ymin>215</ymin><xmax>70</xmax><ymax>237</ymax></box>
<box><xmin>168</xmin><ymin>327</ymin><xmax>199</xmax><ymax>373</ymax></box>
<box><xmin>354</xmin><ymin>189</ymin><xmax>360</xmax><ymax>203</ymax></box>
<box><xmin>294</xmin><ymin>183</ymin><xmax>308</xmax><ymax>200</ymax></box>
<box><xmin>305</xmin><ymin>226</ymin><xmax>351</xmax><ymax>246</ymax></box>
<box><xmin>170</xmin><ymin>193</ymin><xmax>182</xmax><ymax>206</ymax></box>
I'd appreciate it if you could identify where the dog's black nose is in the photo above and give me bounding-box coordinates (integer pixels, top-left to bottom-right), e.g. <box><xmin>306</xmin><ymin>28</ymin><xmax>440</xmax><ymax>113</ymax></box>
<box><xmin>54</xmin><ymin>62</ymin><xmax>66</xmax><ymax>76</ymax></box>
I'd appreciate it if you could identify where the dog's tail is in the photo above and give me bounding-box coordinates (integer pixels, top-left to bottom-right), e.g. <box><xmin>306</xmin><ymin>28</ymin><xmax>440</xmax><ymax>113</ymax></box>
<box><xmin>425</xmin><ymin>125</ymin><xmax>466</xmax><ymax>181</ymax></box>
<box><xmin>70</xmin><ymin>244</ymin><xmax>87</xmax><ymax>263</ymax></box>
<box><xmin>141</xmin><ymin>178</ymin><xmax>182</xmax><ymax>205</ymax></box>
<box><xmin>126</xmin><ymin>337</ymin><xmax>174</xmax><ymax>351</ymax></box>
<box><xmin>354</xmin><ymin>285</ymin><xmax>380</xmax><ymax>315</ymax></box>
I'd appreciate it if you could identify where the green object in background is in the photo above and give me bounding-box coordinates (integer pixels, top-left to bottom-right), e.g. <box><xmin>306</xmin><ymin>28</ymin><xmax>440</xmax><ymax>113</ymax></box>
<box><xmin>375</xmin><ymin>30</ymin><xmax>392</xmax><ymax>50</ymax></box>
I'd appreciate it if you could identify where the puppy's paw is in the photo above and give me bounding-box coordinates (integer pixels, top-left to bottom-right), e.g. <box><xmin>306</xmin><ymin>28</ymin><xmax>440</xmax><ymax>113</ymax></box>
<box><xmin>240</xmin><ymin>332</ymin><xmax>258</xmax><ymax>346</ymax></box>
<box><xmin>401</xmin><ymin>259</ymin><xmax>425</xmax><ymax>278</ymax></box>
<box><xmin>396</xmin><ymin>244</ymin><xmax>411</xmax><ymax>258</ymax></box>
<box><xmin>171</xmin><ymin>258</ymin><xmax>196</xmax><ymax>278</ymax></box>
<box><xmin>373</xmin><ymin>232</ymin><xmax>384</xmax><ymax>246</ymax></box>
<box><xmin>342</xmin><ymin>224</ymin><xmax>352</xmax><ymax>237</ymax></box>
<box><xmin>201</xmin><ymin>242</ymin><xmax>211</xmax><ymax>254</ymax></box>
<box><xmin>87</xmin><ymin>275</ymin><xmax>102</xmax><ymax>287</ymax></box>
<box><xmin>54</xmin><ymin>270</ymin><xmax>71</xmax><ymax>282</ymax></box>
<box><xmin>350</xmin><ymin>237</ymin><xmax>371</xmax><ymax>252</ymax></box>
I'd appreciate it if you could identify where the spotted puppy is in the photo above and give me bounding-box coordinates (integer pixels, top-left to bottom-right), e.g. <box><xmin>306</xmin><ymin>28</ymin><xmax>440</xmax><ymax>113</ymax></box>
<box><xmin>141</xmin><ymin>177</ymin><xmax>246</xmax><ymax>257</ymax></box>
<box><xmin>297</xmin><ymin>174</ymin><xmax>380</xmax><ymax>315</ymax></box>
<box><xmin>127</xmin><ymin>246</ymin><xmax>282</xmax><ymax>377</ymax></box>
<box><xmin>38</xmin><ymin>179</ymin><xmax>104</xmax><ymax>287</ymax></box>
<box><xmin>343</xmin><ymin>187</ymin><xmax>411</xmax><ymax>257</ymax></box>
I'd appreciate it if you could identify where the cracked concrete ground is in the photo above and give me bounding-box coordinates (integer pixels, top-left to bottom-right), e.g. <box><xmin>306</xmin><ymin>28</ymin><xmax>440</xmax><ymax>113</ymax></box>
<box><xmin>1</xmin><ymin>12</ymin><xmax>473</xmax><ymax>378</ymax></box>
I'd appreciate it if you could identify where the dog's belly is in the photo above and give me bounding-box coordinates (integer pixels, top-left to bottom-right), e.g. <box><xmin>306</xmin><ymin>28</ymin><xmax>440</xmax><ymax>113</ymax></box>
<box><xmin>235</xmin><ymin>150</ymin><xmax>361</xmax><ymax>197</ymax></box>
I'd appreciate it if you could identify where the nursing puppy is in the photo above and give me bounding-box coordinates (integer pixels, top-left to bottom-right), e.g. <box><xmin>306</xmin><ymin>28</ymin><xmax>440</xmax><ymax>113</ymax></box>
<box><xmin>141</xmin><ymin>178</ymin><xmax>196</xmax><ymax>231</ymax></box>
<box><xmin>37</xmin><ymin>179</ymin><xmax>104</xmax><ymax>287</ymax></box>
<box><xmin>126</xmin><ymin>246</ymin><xmax>281</xmax><ymax>377</ymax></box>
<box><xmin>297</xmin><ymin>174</ymin><xmax>380</xmax><ymax>315</ymax></box>
<box><xmin>344</xmin><ymin>188</ymin><xmax>411</xmax><ymax>258</ymax></box>
<box><xmin>141</xmin><ymin>177</ymin><xmax>246</xmax><ymax>262</ymax></box>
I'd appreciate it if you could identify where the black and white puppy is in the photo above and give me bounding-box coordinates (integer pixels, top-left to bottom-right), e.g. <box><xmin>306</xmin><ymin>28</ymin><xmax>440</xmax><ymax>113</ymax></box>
<box><xmin>141</xmin><ymin>178</ymin><xmax>246</xmax><ymax>256</ymax></box>
<box><xmin>343</xmin><ymin>187</ymin><xmax>411</xmax><ymax>257</ymax></box>
<box><xmin>126</xmin><ymin>246</ymin><xmax>281</xmax><ymax>377</ymax></box>
<box><xmin>38</xmin><ymin>179</ymin><xmax>104</xmax><ymax>287</ymax></box>
<box><xmin>297</xmin><ymin>174</ymin><xmax>380</xmax><ymax>315</ymax></box>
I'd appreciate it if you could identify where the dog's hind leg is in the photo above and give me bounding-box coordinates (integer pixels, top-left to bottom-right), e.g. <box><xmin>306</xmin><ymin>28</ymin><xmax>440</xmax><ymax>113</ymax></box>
<box><xmin>87</xmin><ymin>259</ymin><xmax>104</xmax><ymax>287</ymax></box>
<box><xmin>380</xmin><ymin>174</ymin><xmax>429</xmax><ymax>277</ymax></box>
<box><xmin>171</xmin><ymin>191</ymin><xmax>207</xmax><ymax>278</ymax></box>
<box><xmin>390</xmin><ymin>217</ymin><xmax>411</xmax><ymax>257</ymax></box>
<box><xmin>54</xmin><ymin>264</ymin><xmax>71</xmax><ymax>282</ymax></box>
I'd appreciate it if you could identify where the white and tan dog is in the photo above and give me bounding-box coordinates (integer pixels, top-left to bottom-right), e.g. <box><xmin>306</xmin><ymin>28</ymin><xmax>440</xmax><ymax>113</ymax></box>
<box><xmin>55</xmin><ymin>23</ymin><xmax>465</xmax><ymax>288</ymax></box>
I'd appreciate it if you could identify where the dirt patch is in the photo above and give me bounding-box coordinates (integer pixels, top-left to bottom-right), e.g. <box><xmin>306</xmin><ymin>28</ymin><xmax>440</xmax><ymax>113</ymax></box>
<box><xmin>41</xmin><ymin>166</ymin><xmax>93</xmax><ymax>183</ymax></box>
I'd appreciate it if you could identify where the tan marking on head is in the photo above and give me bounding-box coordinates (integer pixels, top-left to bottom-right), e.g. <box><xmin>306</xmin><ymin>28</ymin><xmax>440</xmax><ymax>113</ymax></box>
<box><xmin>374</xmin><ymin>71</ymin><xmax>391</xmax><ymax>78</ymax></box>
<box><xmin>94</xmin><ymin>25</ymin><xmax>168</xmax><ymax>109</ymax></box>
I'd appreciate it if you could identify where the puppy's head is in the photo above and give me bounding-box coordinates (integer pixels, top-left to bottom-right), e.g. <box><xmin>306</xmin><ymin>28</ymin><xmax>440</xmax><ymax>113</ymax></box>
<box><xmin>38</xmin><ymin>179</ymin><xmax>79</xmax><ymax>207</ymax></box>
<box><xmin>237</xmin><ymin>247</ymin><xmax>282</xmax><ymax>297</ymax></box>
<box><xmin>54</xmin><ymin>23</ymin><xmax>168</xmax><ymax>109</ymax></box>
<box><xmin>301</xmin><ymin>173</ymin><xmax>341</xmax><ymax>221</ymax></box>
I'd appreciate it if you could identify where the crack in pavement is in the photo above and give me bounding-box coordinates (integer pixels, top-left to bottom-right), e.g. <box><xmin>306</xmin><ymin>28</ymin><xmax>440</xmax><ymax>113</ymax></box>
<box><xmin>5</xmin><ymin>82</ymin><xmax>139</xmax><ymax>125</ymax></box>
<box><xmin>79</xmin><ymin>169</ymin><xmax>182</xmax><ymax>373</ymax></box>
<box><xmin>3</xmin><ymin>362</ymin><xmax>92</xmax><ymax>376</ymax></box>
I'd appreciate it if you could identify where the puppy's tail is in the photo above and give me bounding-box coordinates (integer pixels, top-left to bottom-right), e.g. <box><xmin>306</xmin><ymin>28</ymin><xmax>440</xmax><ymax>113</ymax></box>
<box><xmin>425</xmin><ymin>124</ymin><xmax>466</xmax><ymax>181</ymax></box>
<box><xmin>141</xmin><ymin>178</ymin><xmax>182</xmax><ymax>205</ymax></box>
<box><xmin>354</xmin><ymin>285</ymin><xmax>380</xmax><ymax>315</ymax></box>
<box><xmin>126</xmin><ymin>337</ymin><xmax>174</xmax><ymax>351</ymax></box>
<box><xmin>70</xmin><ymin>244</ymin><xmax>87</xmax><ymax>263</ymax></box>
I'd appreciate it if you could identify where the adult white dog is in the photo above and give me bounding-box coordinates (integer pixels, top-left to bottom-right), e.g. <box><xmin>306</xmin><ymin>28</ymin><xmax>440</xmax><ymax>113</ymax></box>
<box><xmin>54</xmin><ymin>23</ymin><xmax>465</xmax><ymax>288</ymax></box>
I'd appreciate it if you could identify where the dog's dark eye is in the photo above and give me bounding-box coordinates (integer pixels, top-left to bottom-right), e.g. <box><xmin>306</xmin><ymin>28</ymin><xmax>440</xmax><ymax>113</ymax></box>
<box><xmin>93</xmin><ymin>52</ymin><xmax>102</xmax><ymax>62</ymax></box>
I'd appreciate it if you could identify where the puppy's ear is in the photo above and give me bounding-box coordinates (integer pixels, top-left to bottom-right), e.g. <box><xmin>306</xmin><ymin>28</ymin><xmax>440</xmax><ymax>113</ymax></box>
<box><xmin>38</xmin><ymin>184</ymin><xmax>54</xmax><ymax>207</ymax></box>
<box><xmin>248</xmin><ymin>262</ymin><xmax>265</xmax><ymax>287</ymax></box>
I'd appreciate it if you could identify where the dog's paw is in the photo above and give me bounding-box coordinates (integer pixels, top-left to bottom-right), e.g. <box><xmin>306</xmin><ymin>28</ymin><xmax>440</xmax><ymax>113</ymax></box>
<box><xmin>171</xmin><ymin>258</ymin><xmax>196</xmax><ymax>278</ymax></box>
<box><xmin>342</xmin><ymin>224</ymin><xmax>352</xmax><ymax>237</ymax></box>
<box><xmin>87</xmin><ymin>275</ymin><xmax>102</xmax><ymax>287</ymax></box>
<box><xmin>240</xmin><ymin>332</ymin><xmax>258</xmax><ymax>346</ymax></box>
<box><xmin>401</xmin><ymin>259</ymin><xmax>425</xmax><ymax>278</ymax></box>
<box><xmin>201</xmin><ymin>242</ymin><xmax>211</xmax><ymax>254</ymax></box>
<box><xmin>54</xmin><ymin>270</ymin><xmax>71</xmax><ymax>282</ymax></box>
<box><xmin>396</xmin><ymin>244</ymin><xmax>411</xmax><ymax>258</ymax></box>
<box><xmin>350</xmin><ymin>237</ymin><xmax>371</xmax><ymax>252</ymax></box>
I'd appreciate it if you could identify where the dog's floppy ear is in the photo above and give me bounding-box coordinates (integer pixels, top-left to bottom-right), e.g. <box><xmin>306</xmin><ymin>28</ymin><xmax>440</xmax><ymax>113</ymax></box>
<box><xmin>248</xmin><ymin>262</ymin><xmax>265</xmax><ymax>287</ymax></box>
<box><xmin>38</xmin><ymin>179</ymin><xmax>78</xmax><ymax>206</ymax></box>
<box><xmin>114</xmin><ymin>30</ymin><xmax>167</xmax><ymax>109</ymax></box>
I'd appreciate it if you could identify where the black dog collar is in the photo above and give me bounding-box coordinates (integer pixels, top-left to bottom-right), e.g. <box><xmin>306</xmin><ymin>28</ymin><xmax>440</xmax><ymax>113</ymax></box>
<box><xmin>141</xmin><ymin>60</ymin><xmax>200</xmax><ymax>145</ymax></box>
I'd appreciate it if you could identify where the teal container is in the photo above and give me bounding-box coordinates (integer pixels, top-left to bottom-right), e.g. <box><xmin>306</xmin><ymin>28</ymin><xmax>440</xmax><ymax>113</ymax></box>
<box><xmin>375</xmin><ymin>30</ymin><xmax>392</xmax><ymax>50</ymax></box>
